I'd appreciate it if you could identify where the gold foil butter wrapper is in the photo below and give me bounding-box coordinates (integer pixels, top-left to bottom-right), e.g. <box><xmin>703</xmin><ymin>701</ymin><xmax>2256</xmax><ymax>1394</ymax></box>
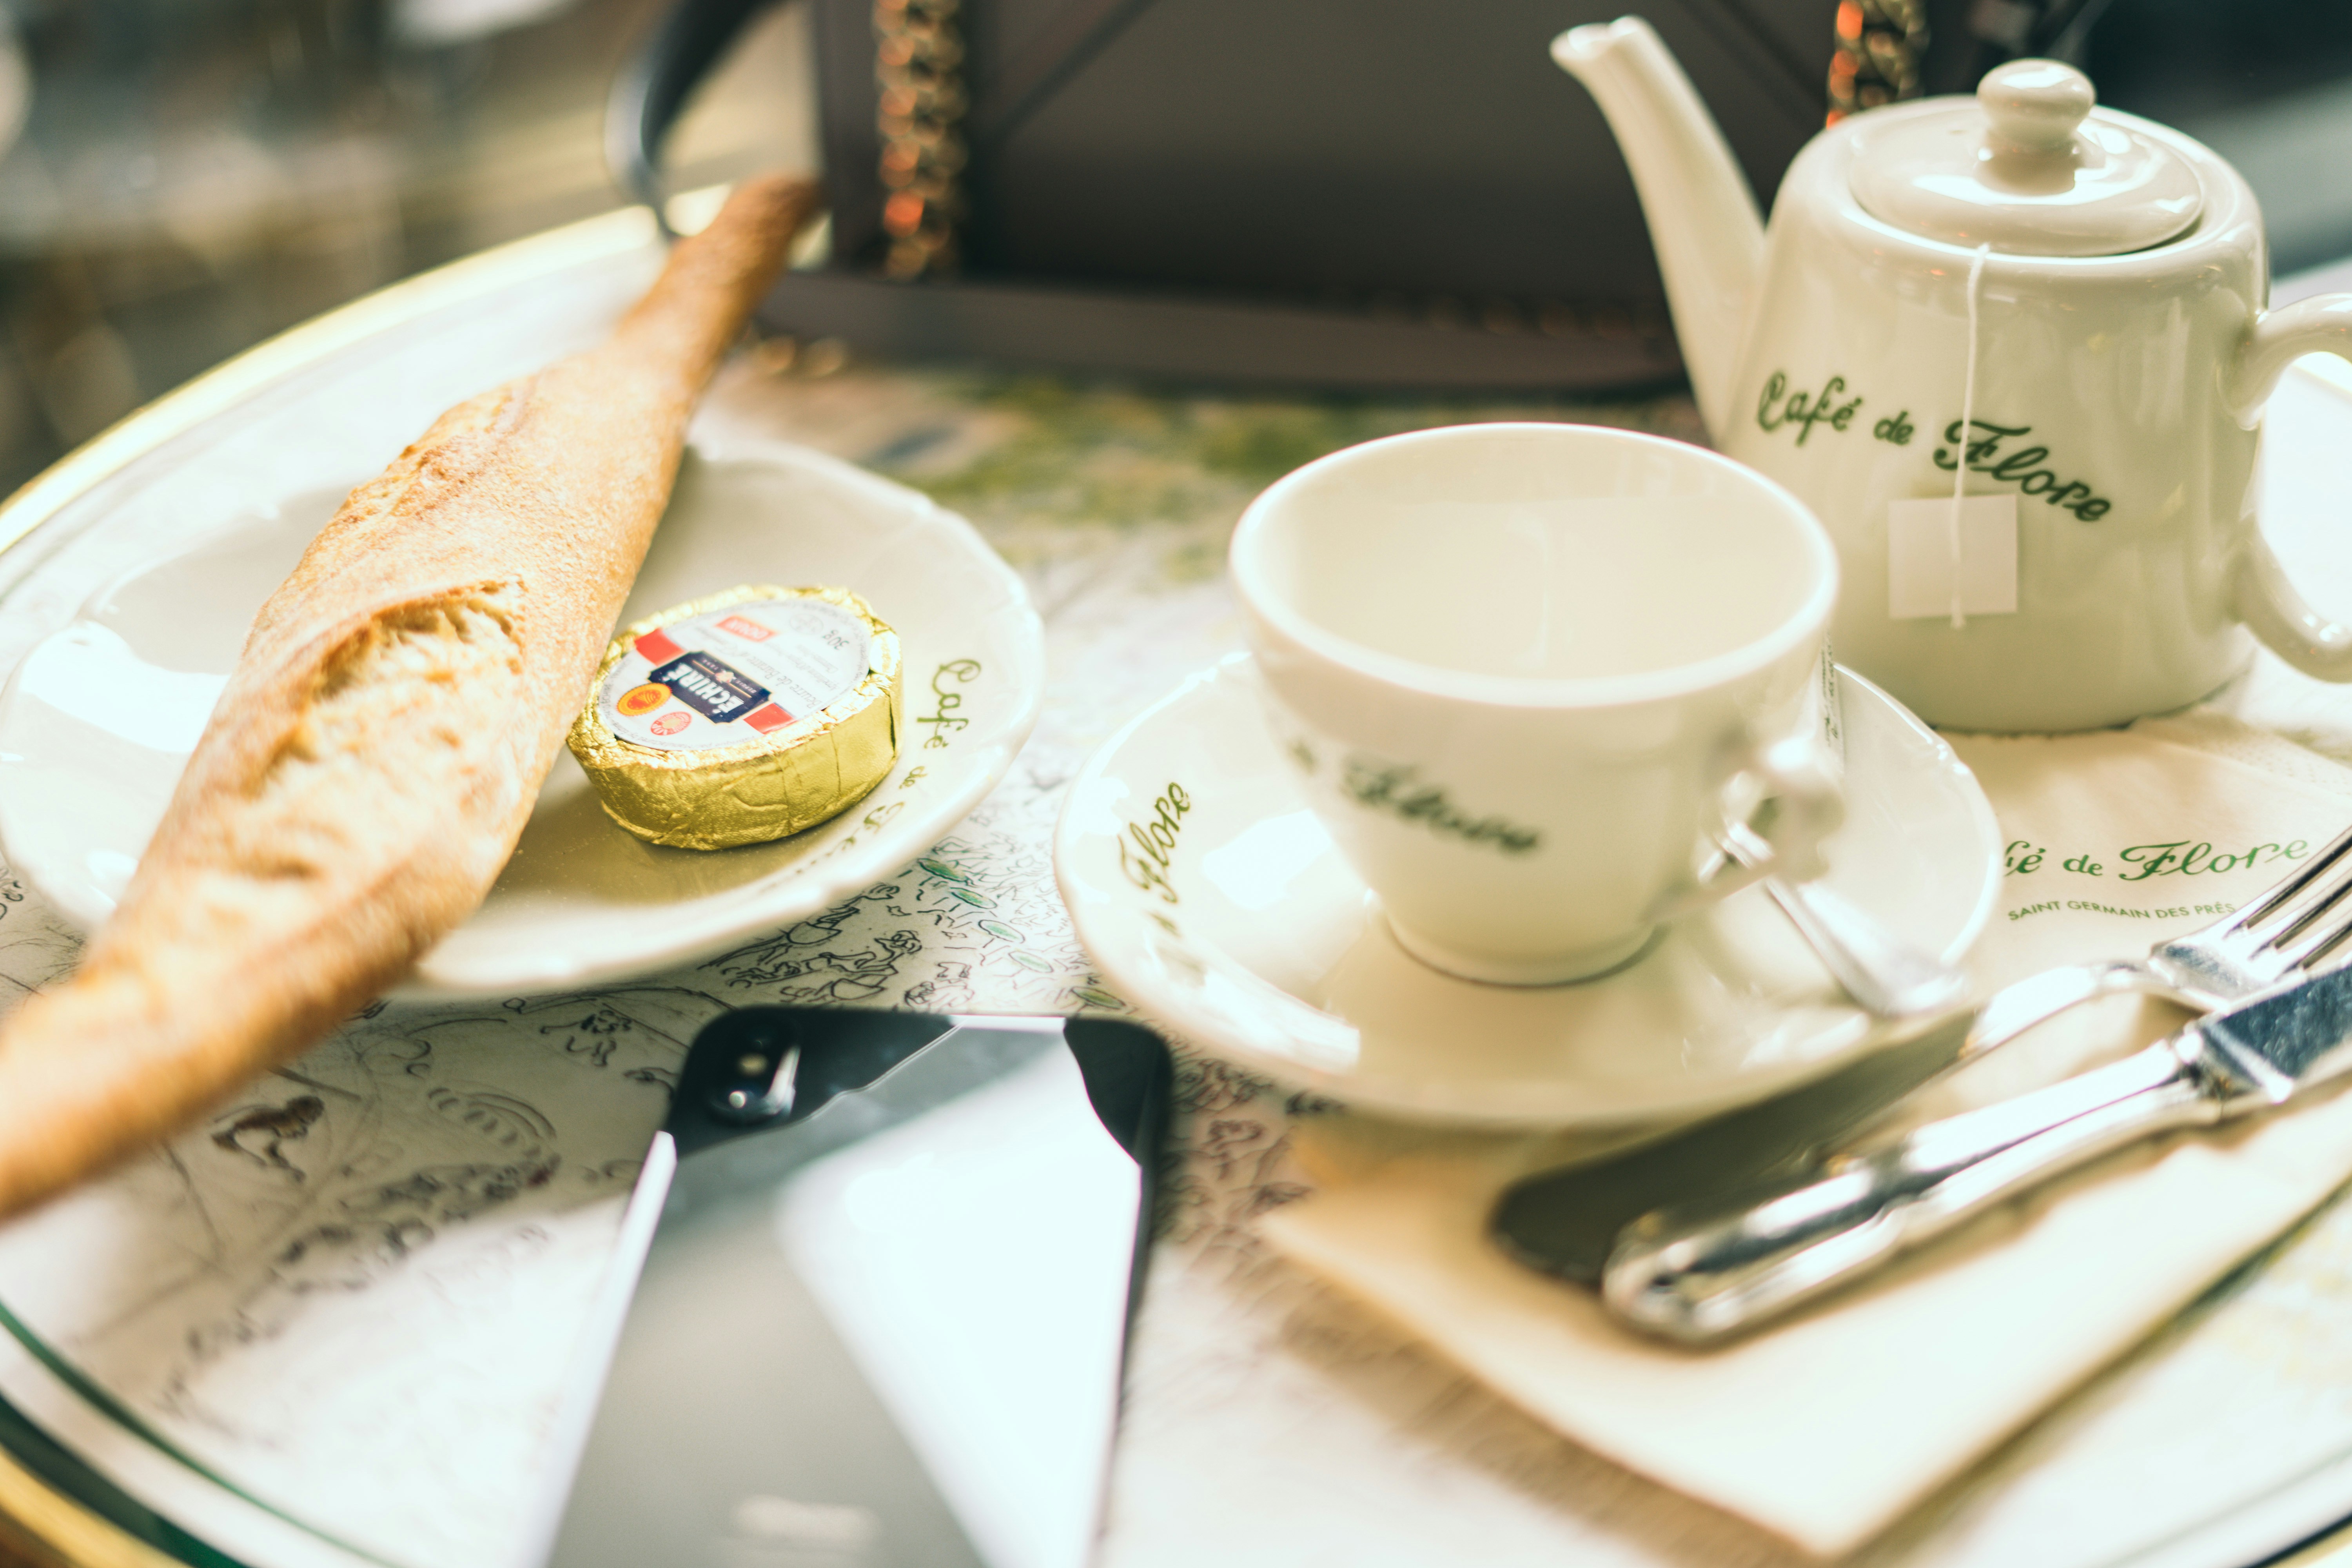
<box><xmin>568</xmin><ymin>584</ymin><xmax>902</xmax><ymax>851</ymax></box>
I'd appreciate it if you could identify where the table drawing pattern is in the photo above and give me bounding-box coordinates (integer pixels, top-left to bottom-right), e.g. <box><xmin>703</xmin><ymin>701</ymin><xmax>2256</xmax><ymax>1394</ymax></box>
<box><xmin>0</xmin><ymin>224</ymin><xmax>2351</xmax><ymax>1567</ymax></box>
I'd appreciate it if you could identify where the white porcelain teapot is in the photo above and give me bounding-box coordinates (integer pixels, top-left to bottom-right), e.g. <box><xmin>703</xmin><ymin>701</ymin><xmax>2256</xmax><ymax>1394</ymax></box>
<box><xmin>1555</xmin><ymin>18</ymin><xmax>2352</xmax><ymax>732</ymax></box>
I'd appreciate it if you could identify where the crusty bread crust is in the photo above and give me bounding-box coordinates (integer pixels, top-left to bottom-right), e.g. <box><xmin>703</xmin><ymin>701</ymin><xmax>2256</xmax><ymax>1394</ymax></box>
<box><xmin>0</xmin><ymin>176</ymin><xmax>820</xmax><ymax>1216</ymax></box>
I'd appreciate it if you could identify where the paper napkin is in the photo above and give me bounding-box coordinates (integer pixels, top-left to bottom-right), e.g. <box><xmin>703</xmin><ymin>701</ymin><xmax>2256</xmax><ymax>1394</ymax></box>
<box><xmin>1258</xmin><ymin>713</ymin><xmax>2352</xmax><ymax>1558</ymax></box>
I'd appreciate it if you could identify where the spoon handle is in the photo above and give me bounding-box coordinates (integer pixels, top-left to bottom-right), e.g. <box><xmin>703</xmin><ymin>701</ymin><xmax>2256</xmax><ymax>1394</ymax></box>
<box><xmin>1763</xmin><ymin>874</ymin><xmax>1972</xmax><ymax>1018</ymax></box>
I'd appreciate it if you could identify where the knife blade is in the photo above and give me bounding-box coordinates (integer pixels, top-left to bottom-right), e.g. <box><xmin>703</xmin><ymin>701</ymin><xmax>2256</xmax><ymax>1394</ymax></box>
<box><xmin>1604</xmin><ymin>960</ymin><xmax>2352</xmax><ymax>1344</ymax></box>
<box><xmin>1492</xmin><ymin>1004</ymin><xmax>1978</xmax><ymax>1284</ymax></box>
<box><xmin>521</xmin><ymin>1007</ymin><xmax>1170</xmax><ymax>1568</ymax></box>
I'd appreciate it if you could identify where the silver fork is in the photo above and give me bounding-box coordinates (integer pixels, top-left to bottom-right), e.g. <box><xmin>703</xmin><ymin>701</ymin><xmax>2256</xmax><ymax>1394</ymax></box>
<box><xmin>1598</xmin><ymin>821</ymin><xmax>2352</xmax><ymax>1341</ymax></box>
<box><xmin>1961</xmin><ymin>820</ymin><xmax>2352</xmax><ymax>1067</ymax></box>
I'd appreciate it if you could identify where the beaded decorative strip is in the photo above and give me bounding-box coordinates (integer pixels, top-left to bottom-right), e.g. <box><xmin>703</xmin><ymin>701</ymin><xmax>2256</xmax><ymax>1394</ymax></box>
<box><xmin>1828</xmin><ymin>0</ymin><xmax>1929</xmax><ymax>123</ymax></box>
<box><xmin>873</xmin><ymin>0</ymin><xmax>967</xmax><ymax>278</ymax></box>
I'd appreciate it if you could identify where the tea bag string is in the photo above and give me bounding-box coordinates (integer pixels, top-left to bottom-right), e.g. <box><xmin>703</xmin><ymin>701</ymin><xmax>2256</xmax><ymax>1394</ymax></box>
<box><xmin>1949</xmin><ymin>242</ymin><xmax>1992</xmax><ymax>630</ymax></box>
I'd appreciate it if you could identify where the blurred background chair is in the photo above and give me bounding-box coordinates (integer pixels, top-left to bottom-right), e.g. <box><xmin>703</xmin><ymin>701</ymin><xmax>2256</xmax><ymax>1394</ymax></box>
<box><xmin>3</xmin><ymin>0</ymin><xmax>2351</xmax><ymax>495</ymax></box>
<box><xmin>0</xmin><ymin>0</ymin><xmax>811</xmax><ymax>495</ymax></box>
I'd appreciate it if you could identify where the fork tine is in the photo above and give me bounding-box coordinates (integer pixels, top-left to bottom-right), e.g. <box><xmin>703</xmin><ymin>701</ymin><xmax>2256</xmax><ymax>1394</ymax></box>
<box><xmin>2239</xmin><ymin>824</ymin><xmax>2352</xmax><ymax>938</ymax></box>
<box><xmin>2276</xmin><ymin>903</ymin><xmax>2352</xmax><ymax>974</ymax></box>
<box><xmin>2266</xmin><ymin>867</ymin><xmax>2352</xmax><ymax>953</ymax></box>
<box><xmin>2260</xmin><ymin>838</ymin><xmax>2352</xmax><ymax>964</ymax></box>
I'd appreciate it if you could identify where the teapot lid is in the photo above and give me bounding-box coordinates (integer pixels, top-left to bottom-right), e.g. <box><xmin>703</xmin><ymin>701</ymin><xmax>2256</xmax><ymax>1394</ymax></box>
<box><xmin>1847</xmin><ymin>59</ymin><xmax>2203</xmax><ymax>256</ymax></box>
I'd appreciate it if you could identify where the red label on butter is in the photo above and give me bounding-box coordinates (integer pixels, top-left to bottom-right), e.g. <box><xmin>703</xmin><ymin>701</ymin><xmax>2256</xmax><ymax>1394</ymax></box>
<box><xmin>598</xmin><ymin>596</ymin><xmax>870</xmax><ymax>755</ymax></box>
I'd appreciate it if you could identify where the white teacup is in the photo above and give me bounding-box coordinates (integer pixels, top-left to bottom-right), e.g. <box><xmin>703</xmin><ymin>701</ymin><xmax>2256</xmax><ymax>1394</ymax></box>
<box><xmin>1229</xmin><ymin>422</ymin><xmax>1844</xmax><ymax>985</ymax></box>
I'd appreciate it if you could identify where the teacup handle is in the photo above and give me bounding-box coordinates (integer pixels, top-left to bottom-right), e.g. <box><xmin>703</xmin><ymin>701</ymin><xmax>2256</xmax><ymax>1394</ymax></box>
<box><xmin>1654</xmin><ymin>737</ymin><xmax>1845</xmax><ymax>918</ymax></box>
<box><xmin>2230</xmin><ymin>293</ymin><xmax>2352</xmax><ymax>680</ymax></box>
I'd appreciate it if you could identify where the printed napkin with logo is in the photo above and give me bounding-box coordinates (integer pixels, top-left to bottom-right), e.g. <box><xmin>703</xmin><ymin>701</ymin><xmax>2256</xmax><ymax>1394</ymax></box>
<box><xmin>1259</xmin><ymin>712</ymin><xmax>2352</xmax><ymax>1557</ymax></box>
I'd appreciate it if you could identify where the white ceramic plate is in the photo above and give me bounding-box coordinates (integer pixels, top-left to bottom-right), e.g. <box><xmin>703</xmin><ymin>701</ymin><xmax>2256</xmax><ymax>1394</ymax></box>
<box><xmin>1054</xmin><ymin>655</ymin><xmax>1999</xmax><ymax>1126</ymax></box>
<box><xmin>0</xmin><ymin>434</ymin><xmax>1044</xmax><ymax>998</ymax></box>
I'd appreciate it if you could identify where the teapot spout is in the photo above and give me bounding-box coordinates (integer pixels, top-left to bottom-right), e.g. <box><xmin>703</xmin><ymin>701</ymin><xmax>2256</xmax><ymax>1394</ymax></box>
<box><xmin>1553</xmin><ymin>17</ymin><xmax>1766</xmax><ymax>439</ymax></box>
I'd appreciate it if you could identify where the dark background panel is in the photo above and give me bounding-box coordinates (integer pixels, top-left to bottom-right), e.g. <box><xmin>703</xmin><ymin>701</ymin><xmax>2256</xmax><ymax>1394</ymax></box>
<box><xmin>961</xmin><ymin>0</ymin><xmax>1822</xmax><ymax>306</ymax></box>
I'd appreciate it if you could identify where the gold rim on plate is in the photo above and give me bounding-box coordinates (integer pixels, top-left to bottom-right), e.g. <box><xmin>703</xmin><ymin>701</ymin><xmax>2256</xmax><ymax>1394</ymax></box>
<box><xmin>0</xmin><ymin>192</ymin><xmax>687</xmax><ymax>1568</ymax></box>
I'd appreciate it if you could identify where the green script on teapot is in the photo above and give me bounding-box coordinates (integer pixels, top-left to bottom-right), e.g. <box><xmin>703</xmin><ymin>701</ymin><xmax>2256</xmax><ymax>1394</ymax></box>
<box><xmin>1754</xmin><ymin>371</ymin><xmax>1861</xmax><ymax>445</ymax></box>
<box><xmin>1933</xmin><ymin>421</ymin><xmax>2111</xmax><ymax>520</ymax></box>
<box><xmin>1753</xmin><ymin>369</ymin><xmax>2114</xmax><ymax>520</ymax></box>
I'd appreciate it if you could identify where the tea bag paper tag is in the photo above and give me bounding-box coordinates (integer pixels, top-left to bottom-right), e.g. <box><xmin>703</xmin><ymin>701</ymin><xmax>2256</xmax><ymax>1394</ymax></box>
<box><xmin>1886</xmin><ymin>494</ymin><xmax>2018</xmax><ymax>619</ymax></box>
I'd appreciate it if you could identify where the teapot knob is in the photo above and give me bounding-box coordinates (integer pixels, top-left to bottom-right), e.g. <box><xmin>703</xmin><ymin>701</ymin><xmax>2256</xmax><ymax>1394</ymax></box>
<box><xmin>1978</xmin><ymin>58</ymin><xmax>2094</xmax><ymax>155</ymax></box>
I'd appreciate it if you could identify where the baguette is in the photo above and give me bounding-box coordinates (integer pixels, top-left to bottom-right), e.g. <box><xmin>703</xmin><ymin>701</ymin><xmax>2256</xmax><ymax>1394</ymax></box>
<box><xmin>0</xmin><ymin>176</ymin><xmax>820</xmax><ymax>1217</ymax></box>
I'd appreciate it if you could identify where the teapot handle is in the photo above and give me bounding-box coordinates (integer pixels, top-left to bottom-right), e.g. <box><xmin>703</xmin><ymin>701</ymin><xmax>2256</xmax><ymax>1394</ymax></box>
<box><xmin>2232</xmin><ymin>293</ymin><xmax>2352</xmax><ymax>681</ymax></box>
<box><xmin>2230</xmin><ymin>293</ymin><xmax>2352</xmax><ymax>425</ymax></box>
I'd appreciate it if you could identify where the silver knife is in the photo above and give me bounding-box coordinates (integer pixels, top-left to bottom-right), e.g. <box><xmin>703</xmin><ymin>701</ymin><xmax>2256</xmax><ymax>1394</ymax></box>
<box><xmin>1491</xmin><ymin>1005</ymin><xmax>1979</xmax><ymax>1285</ymax></box>
<box><xmin>1602</xmin><ymin>961</ymin><xmax>2352</xmax><ymax>1344</ymax></box>
<box><xmin>1495</xmin><ymin>819</ymin><xmax>2352</xmax><ymax>1286</ymax></box>
<box><xmin>518</xmin><ymin>1007</ymin><xmax>1170</xmax><ymax>1568</ymax></box>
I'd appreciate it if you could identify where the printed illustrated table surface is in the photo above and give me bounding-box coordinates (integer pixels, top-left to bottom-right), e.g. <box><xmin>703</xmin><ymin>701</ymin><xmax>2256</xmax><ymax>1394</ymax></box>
<box><xmin>7</xmin><ymin>211</ymin><xmax>2352</xmax><ymax>1568</ymax></box>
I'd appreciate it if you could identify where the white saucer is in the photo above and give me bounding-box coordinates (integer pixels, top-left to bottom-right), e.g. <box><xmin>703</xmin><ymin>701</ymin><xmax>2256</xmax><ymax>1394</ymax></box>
<box><xmin>0</xmin><ymin>435</ymin><xmax>1045</xmax><ymax>998</ymax></box>
<box><xmin>1054</xmin><ymin>655</ymin><xmax>1999</xmax><ymax>1127</ymax></box>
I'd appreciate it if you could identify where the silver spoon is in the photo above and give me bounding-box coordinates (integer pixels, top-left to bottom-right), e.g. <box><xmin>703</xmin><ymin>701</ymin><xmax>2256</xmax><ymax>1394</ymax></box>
<box><xmin>1717</xmin><ymin>818</ymin><xmax>1971</xmax><ymax>1018</ymax></box>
